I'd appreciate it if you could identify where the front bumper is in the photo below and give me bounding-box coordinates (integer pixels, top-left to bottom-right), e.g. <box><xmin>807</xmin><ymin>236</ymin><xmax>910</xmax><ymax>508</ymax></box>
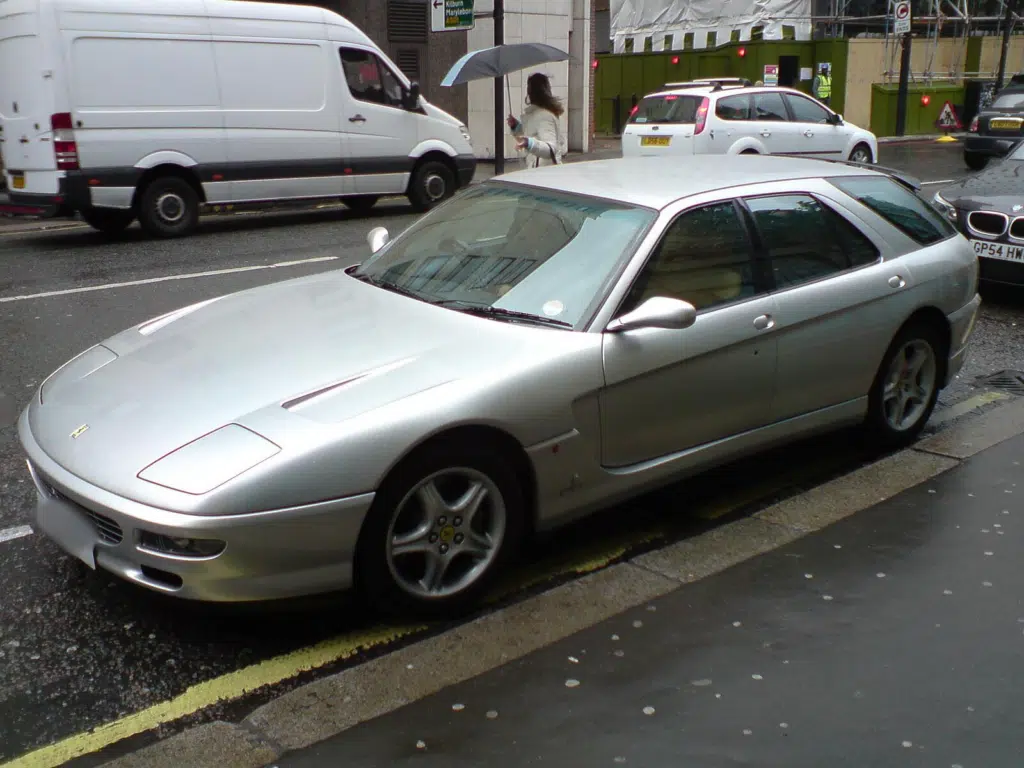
<box><xmin>18</xmin><ymin>409</ymin><xmax>375</xmax><ymax>602</ymax></box>
<box><xmin>455</xmin><ymin>153</ymin><xmax>477</xmax><ymax>188</ymax></box>
<box><xmin>978</xmin><ymin>256</ymin><xmax>1024</xmax><ymax>286</ymax></box>
<box><xmin>963</xmin><ymin>135</ymin><xmax>1020</xmax><ymax>157</ymax></box>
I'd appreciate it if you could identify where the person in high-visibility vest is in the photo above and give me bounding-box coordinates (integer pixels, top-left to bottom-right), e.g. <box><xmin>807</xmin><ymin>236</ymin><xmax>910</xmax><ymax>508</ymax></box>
<box><xmin>813</xmin><ymin>64</ymin><xmax>832</xmax><ymax>106</ymax></box>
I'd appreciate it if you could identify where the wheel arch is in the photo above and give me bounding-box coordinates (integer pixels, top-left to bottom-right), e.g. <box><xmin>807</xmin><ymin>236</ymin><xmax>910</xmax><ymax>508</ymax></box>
<box><xmin>410</xmin><ymin>149</ymin><xmax>458</xmax><ymax>176</ymax></box>
<box><xmin>130</xmin><ymin>164</ymin><xmax>206</xmax><ymax>209</ymax></box>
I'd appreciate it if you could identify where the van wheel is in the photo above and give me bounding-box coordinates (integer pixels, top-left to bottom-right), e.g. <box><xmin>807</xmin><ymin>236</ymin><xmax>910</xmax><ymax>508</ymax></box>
<box><xmin>137</xmin><ymin>176</ymin><xmax>200</xmax><ymax>238</ymax></box>
<box><xmin>408</xmin><ymin>160</ymin><xmax>454</xmax><ymax>212</ymax></box>
<box><xmin>80</xmin><ymin>207</ymin><xmax>135</xmax><ymax>235</ymax></box>
<box><xmin>343</xmin><ymin>195</ymin><xmax>380</xmax><ymax>213</ymax></box>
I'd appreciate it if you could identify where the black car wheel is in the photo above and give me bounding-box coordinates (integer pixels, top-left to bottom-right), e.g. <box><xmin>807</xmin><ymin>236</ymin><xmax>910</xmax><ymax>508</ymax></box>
<box><xmin>964</xmin><ymin>151</ymin><xmax>990</xmax><ymax>171</ymax></box>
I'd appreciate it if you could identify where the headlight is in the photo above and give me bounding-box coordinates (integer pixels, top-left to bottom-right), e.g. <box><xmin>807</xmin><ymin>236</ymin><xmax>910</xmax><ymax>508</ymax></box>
<box><xmin>459</xmin><ymin>123</ymin><xmax>472</xmax><ymax>144</ymax></box>
<box><xmin>932</xmin><ymin>191</ymin><xmax>958</xmax><ymax>222</ymax></box>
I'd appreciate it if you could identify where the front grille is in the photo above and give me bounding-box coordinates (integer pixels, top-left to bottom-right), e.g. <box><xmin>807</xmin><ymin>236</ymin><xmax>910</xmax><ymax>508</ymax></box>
<box><xmin>967</xmin><ymin>210</ymin><xmax>1008</xmax><ymax>237</ymax></box>
<box><xmin>85</xmin><ymin>510</ymin><xmax>123</xmax><ymax>545</ymax></box>
<box><xmin>1009</xmin><ymin>217</ymin><xmax>1024</xmax><ymax>240</ymax></box>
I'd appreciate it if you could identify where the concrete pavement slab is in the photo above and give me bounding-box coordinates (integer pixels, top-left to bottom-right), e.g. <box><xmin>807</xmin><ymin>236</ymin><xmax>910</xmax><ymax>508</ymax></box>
<box><xmin>99</xmin><ymin>722</ymin><xmax>276</xmax><ymax>768</ymax></box>
<box><xmin>916</xmin><ymin>393</ymin><xmax>1024</xmax><ymax>459</ymax></box>
<box><xmin>272</xmin><ymin>432</ymin><xmax>1024</xmax><ymax>768</ymax></box>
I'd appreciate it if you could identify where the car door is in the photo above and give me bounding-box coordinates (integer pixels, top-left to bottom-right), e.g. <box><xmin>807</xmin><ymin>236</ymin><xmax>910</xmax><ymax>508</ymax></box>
<box><xmin>782</xmin><ymin>93</ymin><xmax>847</xmax><ymax>158</ymax></box>
<box><xmin>708</xmin><ymin>93</ymin><xmax>755</xmax><ymax>154</ymax></box>
<box><xmin>739</xmin><ymin>191</ymin><xmax>916</xmax><ymax>423</ymax></box>
<box><xmin>749</xmin><ymin>91</ymin><xmax>798</xmax><ymax>155</ymax></box>
<box><xmin>338</xmin><ymin>47</ymin><xmax>418</xmax><ymax>195</ymax></box>
<box><xmin>599</xmin><ymin>200</ymin><xmax>779</xmax><ymax>468</ymax></box>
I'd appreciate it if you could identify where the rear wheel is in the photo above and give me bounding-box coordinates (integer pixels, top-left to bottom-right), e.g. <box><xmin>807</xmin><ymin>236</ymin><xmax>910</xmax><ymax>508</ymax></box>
<box><xmin>355</xmin><ymin>440</ymin><xmax>525</xmax><ymax>619</ymax></box>
<box><xmin>407</xmin><ymin>160</ymin><xmax>455</xmax><ymax>212</ymax></box>
<box><xmin>964</xmin><ymin>151</ymin><xmax>990</xmax><ymax>171</ymax></box>
<box><xmin>849</xmin><ymin>143</ymin><xmax>873</xmax><ymax>164</ymax></box>
<box><xmin>342</xmin><ymin>195</ymin><xmax>380</xmax><ymax>213</ymax></box>
<box><xmin>863</xmin><ymin>321</ymin><xmax>946</xmax><ymax>450</ymax></box>
<box><xmin>137</xmin><ymin>175</ymin><xmax>200</xmax><ymax>239</ymax></box>
<box><xmin>79</xmin><ymin>207</ymin><xmax>135</xmax><ymax>235</ymax></box>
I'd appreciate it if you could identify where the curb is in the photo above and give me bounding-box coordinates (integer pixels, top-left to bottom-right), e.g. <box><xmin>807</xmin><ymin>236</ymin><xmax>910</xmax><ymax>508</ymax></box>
<box><xmin>47</xmin><ymin>394</ymin><xmax>1022</xmax><ymax>768</ymax></box>
<box><xmin>878</xmin><ymin>133</ymin><xmax>964</xmax><ymax>144</ymax></box>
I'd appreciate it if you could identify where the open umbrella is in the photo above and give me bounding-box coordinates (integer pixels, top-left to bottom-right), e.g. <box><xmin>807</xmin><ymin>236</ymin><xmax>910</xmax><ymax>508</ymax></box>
<box><xmin>441</xmin><ymin>42</ymin><xmax>571</xmax><ymax>114</ymax></box>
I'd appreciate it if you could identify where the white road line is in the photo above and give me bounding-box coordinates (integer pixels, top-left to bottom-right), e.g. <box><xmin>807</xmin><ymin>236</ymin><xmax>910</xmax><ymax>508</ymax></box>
<box><xmin>0</xmin><ymin>525</ymin><xmax>33</xmax><ymax>544</ymax></box>
<box><xmin>0</xmin><ymin>256</ymin><xmax>339</xmax><ymax>304</ymax></box>
<box><xmin>920</xmin><ymin>179</ymin><xmax>955</xmax><ymax>186</ymax></box>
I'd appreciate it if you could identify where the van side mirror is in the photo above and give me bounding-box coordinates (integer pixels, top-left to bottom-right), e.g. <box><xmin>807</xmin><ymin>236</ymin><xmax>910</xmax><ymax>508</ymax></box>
<box><xmin>404</xmin><ymin>82</ymin><xmax>421</xmax><ymax>111</ymax></box>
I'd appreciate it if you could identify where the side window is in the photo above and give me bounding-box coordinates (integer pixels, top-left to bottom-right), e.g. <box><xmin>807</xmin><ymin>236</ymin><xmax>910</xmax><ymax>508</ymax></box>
<box><xmin>752</xmin><ymin>92</ymin><xmax>788</xmax><ymax>121</ymax></box>
<box><xmin>785</xmin><ymin>94</ymin><xmax>831</xmax><ymax>124</ymax></box>
<box><xmin>744</xmin><ymin>194</ymin><xmax>880</xmax><ymax>290</ymax></box>
<box><xmin>715</xmin><ymin>94</ymin><xmax>752</xmax><ymax>121</ymax></box>
<box><xmin>828</xmin><ymin>175</ymin><xmax>956</xmax><ymax>245</ymax></box>
<box><xmin>340</xmin><ymin>48</ymin><xmax>404</xmax><ymax>107</ymax></box>
<box><xmin>620</xmin><ymin>202</ymin><xmax>759</xmax><ymax>314</ymax></box>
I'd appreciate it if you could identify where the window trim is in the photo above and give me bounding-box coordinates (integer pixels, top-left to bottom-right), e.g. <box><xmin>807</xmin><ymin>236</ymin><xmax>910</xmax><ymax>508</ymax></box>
<box><xmin>737</xmin><ymin>191</ymin><xmax>884</xmax><ymax>294</ymax></box>
<box><xmin>609</xmin><ymin>198</ymin><xmax>771</xmax><ymax>321</ymax></box>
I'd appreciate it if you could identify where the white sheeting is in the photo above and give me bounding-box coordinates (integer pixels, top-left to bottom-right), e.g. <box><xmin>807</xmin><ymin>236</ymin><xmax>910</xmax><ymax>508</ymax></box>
<box><xmin>610</xmin><ymin>0</ymin><xmax>813</xmax><ymax>52</ymax></box>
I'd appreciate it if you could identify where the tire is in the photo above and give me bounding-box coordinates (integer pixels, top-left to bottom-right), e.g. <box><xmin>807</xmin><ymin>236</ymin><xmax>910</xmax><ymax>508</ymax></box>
<box><xmin>407</xmin><ymin>160</ymin><xmax>455</xmax><ymax>212</ymax></box>
<box><xmin>863</xmin><ymin>321</ymin><xmax>947</xmax><ymax>451</ymax></box>
<box><xmin>342</xmin><ymin>195</ymin><xmax>380</xmax><ymax>213</ymax></box>
<box><xmin>741</xmin><ymin>149</ymin><xmax>760</xmax><ymax>155</ymax></box>
<box><xmin>964</xmin><ymin>151</ymin><xmax>990</xmax><ymax>171</ymax></box>
<box><xmin>136</xmin><ymin>175</ymin><xmax>200</xmax><ymax>239</ymax></box>
<box><xmin>355</xmin><ymin>439</ymin><xmax>526</xmax><ymax>619</ymax></box>
<box><xmin>80</xmin><ymin>207</ymin><xmax>135</xmax><ymax>235</ymax></box>
<box><xmin>849</xmin><ymin>143</ymin><xmax>873</xmax><ymax>164</ymax></box>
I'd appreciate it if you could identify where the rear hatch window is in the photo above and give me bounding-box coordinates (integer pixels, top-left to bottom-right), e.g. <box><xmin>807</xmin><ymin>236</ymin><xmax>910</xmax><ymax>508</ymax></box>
<box><xmin>990</xmin><ymin>92</ymin><xmax>1024</xmax><ymax>111</ymax></box>
<box><xmin>629</xmin><ymin>94</ymin><xmax>702</xmax><ymax>125</ymax></box>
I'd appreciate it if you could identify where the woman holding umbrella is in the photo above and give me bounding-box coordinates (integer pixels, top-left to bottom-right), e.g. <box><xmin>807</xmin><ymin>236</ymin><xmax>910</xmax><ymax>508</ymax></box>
<box><xmin>507</xmin><ymin>73</ymin><xmax>565</xmax><ymax>168</ymax></box>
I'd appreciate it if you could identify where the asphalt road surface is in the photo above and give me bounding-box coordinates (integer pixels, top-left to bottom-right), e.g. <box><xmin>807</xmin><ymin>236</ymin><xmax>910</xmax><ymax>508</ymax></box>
<box><xmin>0</xmin><ymin>142</ymin><xmax>1022</xmax><ymax>764</ymax></box>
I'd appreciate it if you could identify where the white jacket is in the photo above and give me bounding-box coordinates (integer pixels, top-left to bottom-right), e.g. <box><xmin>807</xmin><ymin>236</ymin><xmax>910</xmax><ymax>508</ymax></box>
<box><xmin>511</xmin><ymin>105</ymin><xmax>565</xmax><ymax>168</ymax></box>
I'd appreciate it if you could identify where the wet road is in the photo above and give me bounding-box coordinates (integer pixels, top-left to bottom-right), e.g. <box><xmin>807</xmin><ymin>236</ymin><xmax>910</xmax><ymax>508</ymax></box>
<box><xmin>0</xmin><ymin>141</ymin><xmax>1022</xmax><ymax>763</ymax></box>
<box><xmin>279</xmin><ymin>432</ymin><xmax>1024</xmax><ymax>768</ymax></box>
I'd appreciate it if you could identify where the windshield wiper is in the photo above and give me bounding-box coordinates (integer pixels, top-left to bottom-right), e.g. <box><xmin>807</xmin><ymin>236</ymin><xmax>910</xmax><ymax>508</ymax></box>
<box><xmin>435</xmin><ymin>300</ymin><xmax>573</xmax><ymax>329</ymax></box>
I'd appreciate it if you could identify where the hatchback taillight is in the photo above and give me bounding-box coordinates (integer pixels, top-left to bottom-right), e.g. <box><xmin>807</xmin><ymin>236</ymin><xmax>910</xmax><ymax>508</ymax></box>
<box><xmin>50</xmin><ymin>112</ymin><xmax>79</xmax><ymax>171</ymax></box>
<box><xmin>694</xmin><ymin>97</ymin><xmax>710</xmax><ymax>134</ymax></box>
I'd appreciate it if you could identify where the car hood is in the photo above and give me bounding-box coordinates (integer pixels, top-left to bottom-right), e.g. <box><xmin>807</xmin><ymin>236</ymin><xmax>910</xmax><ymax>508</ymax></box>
<box><xmin>939</xmin><ymin>158</ymin><xmax>1024</xmax><ymax>212</ymax></box>
<box><xmin>27</xmin><ymin>268</ymin><xmax>572</xmax><ymax>497</ymax></box>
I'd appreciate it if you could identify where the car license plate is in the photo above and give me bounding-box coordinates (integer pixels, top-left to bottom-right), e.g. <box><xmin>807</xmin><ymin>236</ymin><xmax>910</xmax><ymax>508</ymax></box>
<box><xmin>11</xmin><ymin>173</ymin><xmax>24</xmax><ymax>190</ymax></box>
<box><xmin>972</xmin><ymin>239</ymin><xmax>1024</xmax><ymax>263</ymax></box>
<box><xmin>640</xmin><ymin>135</ymin><xmax>671</xmax><ymax>147</ymax></box>
<box><xmin>989</xmin><ymin>118</ymin><xmax>1021</xmax><ymax>130</ymax></box>
<box><xmin>35</xmin><ymin>493</ymin><xmax>97</xmax><ymax>569</ymax></box>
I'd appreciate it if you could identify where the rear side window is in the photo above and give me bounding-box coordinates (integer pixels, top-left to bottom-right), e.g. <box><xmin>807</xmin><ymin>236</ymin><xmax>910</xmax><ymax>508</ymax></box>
<box><xmin>715</xmin><ymin>95</ymin><xmax>752</xmax><ymax>121</ymax></box>
<box><xmin>752</xmin><ymin>92</ymin><xmax>788</xmax><ymax>121</ymax></box>
<box><xmin>829</xmin><ymin>176</ymin><xmax>956</xmax><ymax>245</ymax></box>
<box><xmin>630</xmin><ymin>94</ymin><xmax>703</xmax><ymax>124</ymax></box>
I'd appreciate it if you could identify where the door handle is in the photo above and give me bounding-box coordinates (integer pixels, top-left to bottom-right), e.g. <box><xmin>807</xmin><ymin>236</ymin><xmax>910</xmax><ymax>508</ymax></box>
<box><xmin>753</xmin><ymin>314</ymin><xmax>775</xmax><ymax>331</ymax></box>
<box><xmin>349</xmin><ymin>114</ymin><xmax>366</xmax><ymax>123</ymax></box>
<box><xmin>760</xmin><ymin>130</ymin><xmax>771</xmax><ymax>137</ymax></box>
<box><xmin>804</xmin><ymin>130</ymin><xmax>814</xmax><ymax>137</ymax></box>
<box><xmin>888</xmin><ymin>275</ymin><xmax>906</xmax><ymax>289</ymax></box>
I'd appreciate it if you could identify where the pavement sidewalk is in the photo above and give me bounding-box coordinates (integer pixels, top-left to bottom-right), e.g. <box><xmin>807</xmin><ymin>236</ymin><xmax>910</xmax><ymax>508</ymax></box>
<box><xmin>275</xmin><ymin>432</ymin><xmax>1024</xmax><ymax>768</ymax></box>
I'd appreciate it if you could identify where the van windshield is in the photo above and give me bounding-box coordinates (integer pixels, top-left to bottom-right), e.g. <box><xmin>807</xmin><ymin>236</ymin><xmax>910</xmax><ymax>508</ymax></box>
<box><xmin>630</xmin><ymin>94</ymin><xmax>702</xmax><ymax>125</ymax></box>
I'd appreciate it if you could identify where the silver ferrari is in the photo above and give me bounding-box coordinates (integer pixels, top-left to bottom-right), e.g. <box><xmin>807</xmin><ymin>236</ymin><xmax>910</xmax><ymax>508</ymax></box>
<box><xmin>19</xmin><ymin>155</ymin><xmax>981</xmax><ymax>616</ymax></box>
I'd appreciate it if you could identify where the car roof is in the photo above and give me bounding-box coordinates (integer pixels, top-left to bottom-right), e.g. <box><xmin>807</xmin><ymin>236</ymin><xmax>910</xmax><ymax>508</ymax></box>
<box><xmin>646</xmin><ymin>84</ymin><xmax>808</xmax><ymax>99</ymax></box>
<box><xmin>492</xmin><ymin>155</ymin><xmax>881</xmax><ymax>210</ymax></box>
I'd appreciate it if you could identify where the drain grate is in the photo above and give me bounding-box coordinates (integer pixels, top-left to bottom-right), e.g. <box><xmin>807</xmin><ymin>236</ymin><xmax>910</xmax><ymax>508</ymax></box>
<box><xmin>975</xmin><ymin>370</ymin><xmax>1024</xmax><ymax>396</ymax></box>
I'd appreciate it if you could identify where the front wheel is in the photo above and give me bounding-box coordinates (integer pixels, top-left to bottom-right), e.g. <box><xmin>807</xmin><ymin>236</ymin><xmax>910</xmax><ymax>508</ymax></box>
<box><xmin>355</xmin><ymin>441</ymin><xmax>525</xmax><ymax>619</ymax></box>
<box><xmin>849</xmin><ymin>143</ymin><xmax>873</xmax><ymax>164</ymax></box>
<box><xmin>407</xmin><ymin>160</ymin><xmax>455</xmax><ymax>212</ymax></box>
<box><xmin>80</xmin><ymin>207</ymin><xmax>135</xmax><ymax>235</ymax></box>
<box><xmin>964</xmin><ymin>151</ymin><xmax>990</xmax><ymax>171</ymax></box>
<box><xmin>863</xmin><ymin>322</ymin><xmax>946</xmax><ymax>450</ymax></box>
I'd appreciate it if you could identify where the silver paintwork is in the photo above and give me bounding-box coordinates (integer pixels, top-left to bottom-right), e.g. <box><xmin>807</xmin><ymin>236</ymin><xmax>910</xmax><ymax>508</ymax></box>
<box><xmin>19</xmin><ymin>155</ymin><xmax>983</xmax><ymax>603</ymax></box>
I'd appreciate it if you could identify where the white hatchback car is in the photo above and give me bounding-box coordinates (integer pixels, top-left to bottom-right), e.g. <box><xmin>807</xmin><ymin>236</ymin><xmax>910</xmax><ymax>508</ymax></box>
<box><xmin>622</xmin><ymin>79</ymin><xmax>877</xmax><ymax>164</ymax></box>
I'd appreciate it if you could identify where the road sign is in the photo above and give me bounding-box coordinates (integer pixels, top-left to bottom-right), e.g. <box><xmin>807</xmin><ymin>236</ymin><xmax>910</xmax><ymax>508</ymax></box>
<box><xmin>763</xmin><ymin>64</ymin><xmax>778</xmax><ymax>86</ymax></box>
<box><xmin>936</xmin><ymin>100</ymin><xmax>963</xmax><ymax>131</ymax></box>
<box><xmin>894</xmin><ymin>1</ymin><xmax>911</xmax><ymax>34</ymax></box>
<box><xmin>431</xmin><ymin>0</ymin><xmax>475</xmax><ymax>33</ymax></box>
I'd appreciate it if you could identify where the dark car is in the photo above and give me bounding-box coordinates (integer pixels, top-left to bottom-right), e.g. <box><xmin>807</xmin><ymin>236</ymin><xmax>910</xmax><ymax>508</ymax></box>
<box><xmin>932</xmin><ymin>141</ymin><xmax>1024</xmax><ymax>285</ymax></box>
<box><xmin>964</xmin><ymin>86</ymin><xmax>1024</xmax><ymax>170</ymax></box>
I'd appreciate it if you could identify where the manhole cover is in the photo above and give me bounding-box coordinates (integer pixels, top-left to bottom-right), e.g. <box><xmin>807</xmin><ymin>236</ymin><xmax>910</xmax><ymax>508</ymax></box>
<box><xmin>976</xmin><ymin>370</ymin><xmax>1024</xmax><ymax>396</ymax></box>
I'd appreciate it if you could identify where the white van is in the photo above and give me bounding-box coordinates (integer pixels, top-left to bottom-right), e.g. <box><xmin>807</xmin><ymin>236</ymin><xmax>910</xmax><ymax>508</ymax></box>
<box><xmin>0</xmin><ymin>0</ymin><xmax>477</xmax><ymax>237</ymax></box>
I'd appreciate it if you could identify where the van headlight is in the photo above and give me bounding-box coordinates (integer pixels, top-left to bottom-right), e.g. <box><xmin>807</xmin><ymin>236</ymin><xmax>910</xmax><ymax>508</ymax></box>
<box><xmin>459</xmin><ymin>124</ymin><xmax>472</xmax><ymax>144</ymax></box>
<box><xmin>932</xmin><ymin>191</ymin><xmax>958</xmax><ymax>222</ymax></box>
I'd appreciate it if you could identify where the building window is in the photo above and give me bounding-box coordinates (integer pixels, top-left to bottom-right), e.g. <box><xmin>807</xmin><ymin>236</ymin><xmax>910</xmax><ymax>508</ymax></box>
<box><xmin>683</xmin><ymin>32</ymin><xmax>694</xmax><ymax>50</ymax></box>
<box><xmin>707</xmin><ymin>31</ymin><xmax>717</xmax><ymax>47</ymax></box>
<box><xmin>730</xmin><ymin>29</ymin><xmax>741</xmax><ymax>43</ymax></box>
<box><xmin>644</xmin><ymin>36</ymin><xmax>653</xmax><ymax>52</ymax></box>
<box><xmin>663</xmin><ymin>34</ymin><xmax>673</xmax><ymax>50</ymax></box>
<box><xmin>387</xmin><ymin>0</ymin><xmax>427</xmax><ymax>44</ymax></box>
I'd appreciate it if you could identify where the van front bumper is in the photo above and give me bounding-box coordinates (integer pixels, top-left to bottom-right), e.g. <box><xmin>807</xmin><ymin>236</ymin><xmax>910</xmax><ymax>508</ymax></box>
<box><xmin>455</xmin><ymin>154</ymin><xmax>477</xmax><ymax>187</ymax></box>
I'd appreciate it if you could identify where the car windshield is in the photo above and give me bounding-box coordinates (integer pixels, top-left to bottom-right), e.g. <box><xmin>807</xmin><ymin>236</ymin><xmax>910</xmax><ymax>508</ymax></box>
<box><xmin>630</xmin><ymin>94</ymin><xmax>702</xmax><ymax>124</ymax></box>
<box><xmin>353</xmin><ymin>184</ymin><xmax>657</xmax><ymax>329</ymax></box>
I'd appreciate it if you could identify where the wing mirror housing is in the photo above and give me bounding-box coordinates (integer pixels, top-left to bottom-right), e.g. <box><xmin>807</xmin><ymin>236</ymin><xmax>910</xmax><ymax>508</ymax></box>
<box><xmin>367</xmin><ymin>226</ymin><xmax>390</xmax><ymax>254</ymax></box>
<box><xmin>829</xmin><ymin>112</ymin><xmax>844</xmax><ymax>126</ymax></box>
<box><xmin>606</xmin><ymin>296</ymin><xmax>697</xmax><ymax>333</ymax></box>
<box><xmin>404</xmin><ymin>82</ymin><xmax>421</xmax><ymax>111</ymax></box>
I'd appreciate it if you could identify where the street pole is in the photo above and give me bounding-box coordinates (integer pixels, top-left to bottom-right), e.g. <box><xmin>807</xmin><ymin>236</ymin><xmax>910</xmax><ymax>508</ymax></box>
<box><xmin>895</xmin><ymin>31</ymin><xmax>912</xmax><ymax>137</ymax></box>
<box><xmin>493</xmin><ymin>0</ymin><xmax>505</xmax><ymax>175</ymax></box>
<box><xmin>996</xmin><ymin>0</ymin><xmax>1017</xmax><ymax>94</ymax></box>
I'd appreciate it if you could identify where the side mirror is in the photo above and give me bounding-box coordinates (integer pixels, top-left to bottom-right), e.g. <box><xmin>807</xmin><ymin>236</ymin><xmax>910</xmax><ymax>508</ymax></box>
<box><xmin>605</xmin><ymin>296</ymin><xmax>697</xmax><ymax>333</ymax></box>
<box><xmin>404</xmin><ymin>82</ymin><xmax>421</xmax><ymax>111</ymax></box>
<box><xmin>367</xmin><ymin>226</ymin><xmax>390</xmax><ymax>254</ymax></box>
<box><xmin>830</xmin><ymin>112</ymin><xmax>844</xmax><ymax>125</ymax></box>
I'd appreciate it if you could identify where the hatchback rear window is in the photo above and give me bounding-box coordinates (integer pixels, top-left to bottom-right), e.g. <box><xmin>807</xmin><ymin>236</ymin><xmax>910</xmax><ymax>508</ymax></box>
<box><xmin>630</xmin><ymin>94</ymin><xmax>702</xmax><ymax>124</ymax></box>
<box><xmin>991</xmin><ymin>92</ymin><xmax>1024</xmax><ymax>110</ymax></box>
<box><xmin>829</xmin><ymin>176</ymin><xmax>956</xmax><ymax>245</ymax></box>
